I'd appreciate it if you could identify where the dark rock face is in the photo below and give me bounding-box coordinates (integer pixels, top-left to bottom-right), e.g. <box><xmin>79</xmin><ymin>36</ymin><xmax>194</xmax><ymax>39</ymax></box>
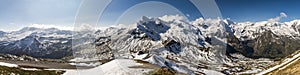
<box><xmin>0</xmin><ymin>31</ymin><xmax>5</xmax><ymax>37</ymax></box>
<box><xmin>135</xmin><ymin>20</ymin><xmax>170</xmax><ymax>41</ymax></box>
<box><xmin>227</xmin><ymin>31</ymin><xmax>300</xmax><ymax>59</ymax></box>
<box><xmin>94</xmin><ymin>36</ymin><xmax>114</xmax><ymax>59</ymax></box>
<box><xmin>226</xmin><ymin>34</ymin><xmax>255</xmax><ymax>57</ymax></box>
<box><xmin>164</xmin><ymin>40</ymin><xmax>181</xmax><ymax>54</ymax></box>
<box><xmin>251</xmin><ymin>31</ymin><xmax>300</xmax><ymax>59</ymax></box>
<box><xmin>95</xmin><ymin>36</ymin><xmax>111</xmax><ymax>46</ymax></box>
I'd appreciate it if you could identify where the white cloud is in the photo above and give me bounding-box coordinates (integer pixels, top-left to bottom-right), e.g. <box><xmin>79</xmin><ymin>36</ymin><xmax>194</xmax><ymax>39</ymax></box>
<box><xmin>73</xmin><ymin>23</ymin><xmax>114</xmax><ymax>32</ymax></box>
<box><xmin>186</xmin><ymin>14</ymin><xmax>190</xmax><ymax>17</ymax></box>
<box><xmin>268</xmin><ymin>12</ymin><xmax>287</xmax><ymax>22</ymax></box>
<box><xmin>28</xmin><ymin>24</ymin><xmax>74</xmax><ymax>31</ymax></box>
<box><xmin>74</xmin><ymin>23</ymin><xmax>99</xmax><ymax>32</ymax></box>
<box><xmin>280</xmin><ymin>12</ymin><xmax>287</xmax><ymax>17</ymax></box>
<box><xmin>28</xmin><ymin>23</ymin><xmax>111</xmax><ymax>32</ymax></box>
<box><xmin>158</xmin><ymin>14</ymin><xmax>188</xmax><ymax>22</ymax></box>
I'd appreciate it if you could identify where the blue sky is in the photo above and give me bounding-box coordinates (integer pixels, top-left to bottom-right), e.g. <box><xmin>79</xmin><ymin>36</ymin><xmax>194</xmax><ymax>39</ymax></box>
<box><xmin>216</xmin><ymin>0</ymin><xmax>300</xmax><ymax>22</ymax></box>
<box><xmin>98</xmin><ymin>0</ymin><xmax>202</xmax><ymax>26</ymax></box>
<box><xmin>0</xmin><ymin>0</ymin><xmax>81</xmax><ymax>31</ymax></box>
<box><xmin>0</xmin><ymin>0</ymin><xmax>300</xmax><ymax>31</ymax></box>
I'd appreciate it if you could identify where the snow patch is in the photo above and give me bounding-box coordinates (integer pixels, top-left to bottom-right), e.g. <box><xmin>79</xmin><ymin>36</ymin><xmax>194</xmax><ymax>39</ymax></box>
<box><xmin>64</xmin><ymin>59</ymin><xmax>153</xmax><ymax>75</ymax></box>
<box><xmin>0</xmin><ymin>62</ymin><xmax>18</xmax><ymax>67</ymax></box>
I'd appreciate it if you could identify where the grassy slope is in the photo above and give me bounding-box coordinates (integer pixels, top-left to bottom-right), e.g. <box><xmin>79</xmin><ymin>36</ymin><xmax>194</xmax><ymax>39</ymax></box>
<box><xmin>0</xmin><ymin>66</ymin><xmax>64</xmax><ymax>75</ymax></box>
<box><xmin>268</xmin><ymin>58</ymin><xmax>300</xmax><ymax>75</ymax></box>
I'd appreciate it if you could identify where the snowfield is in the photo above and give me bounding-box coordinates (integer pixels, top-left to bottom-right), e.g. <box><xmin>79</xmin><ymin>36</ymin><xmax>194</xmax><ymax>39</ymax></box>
<box><xmin>64</xmin><ymin>59</ymin><xmax>154</xmax><ymax>75</ymax></box>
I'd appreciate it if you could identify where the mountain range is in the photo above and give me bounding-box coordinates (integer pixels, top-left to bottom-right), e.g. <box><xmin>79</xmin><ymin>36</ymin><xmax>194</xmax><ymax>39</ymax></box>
<box><xmin>1</xmin><ymin>15</ymin><xmax>300</xmax><ymax>74</ymax></box>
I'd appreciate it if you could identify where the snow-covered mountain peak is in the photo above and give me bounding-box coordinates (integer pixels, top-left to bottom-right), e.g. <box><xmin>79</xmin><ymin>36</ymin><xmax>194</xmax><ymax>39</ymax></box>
<box><xmin>223</xmin><ymin>18</ymin><xmax>235</xmax><ymax>25</ymax></box>
<box><xmin>284</xmin><ymin>19</ymin><xmax>300</xmax><ymax>26</ymax></box>
<box><xmin>141</xmin><ymin>16</ymin><xmax>152</xmax><ymax>22</ymax></box>
<box><xmin>232</xmin><ymin>19</ymin><xmax>300</xmax><ymax>40</ymax></box>
<box><xmin>0</xmin><ymin>26</ymin><xmax>72</xmax><ymax>43</ymax></box>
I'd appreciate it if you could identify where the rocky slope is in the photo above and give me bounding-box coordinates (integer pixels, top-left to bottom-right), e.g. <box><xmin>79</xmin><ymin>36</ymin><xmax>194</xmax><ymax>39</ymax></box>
<box><xmin>227</xmin><ymin>20</ymin><xmax>300</xmax><ymax>59</ymax></box>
